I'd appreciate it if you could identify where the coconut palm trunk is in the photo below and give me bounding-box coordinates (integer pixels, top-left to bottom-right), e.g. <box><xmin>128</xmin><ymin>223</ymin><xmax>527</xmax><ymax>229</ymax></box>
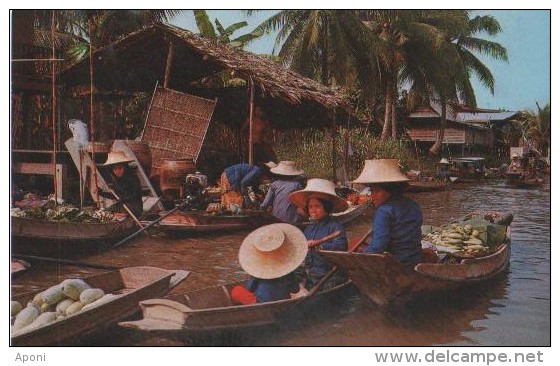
<box><xmin>429</xmin><ymin>96</ymin><xmax>447</xmax><ymax>155</ymax></box>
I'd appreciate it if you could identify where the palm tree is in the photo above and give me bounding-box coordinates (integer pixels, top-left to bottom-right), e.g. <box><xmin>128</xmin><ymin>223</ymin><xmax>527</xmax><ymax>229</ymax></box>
<box><xmin>250</xmin><ymin>10</ymin><xmax>382</xmax><ymax>96</ymax></box>
<box><xmin>517</xmin><ymin>101</ymin><xmax>551</xmax><ymax>156</ymax></box>
<box><xmin>193</xmin><ymin>10</ymin><xmax>263</xmax><ymax>49</ymax></box>
<box><xmin>427</xmin><ymin>13</ymin><xmax>508</xmax><ymax>154</ymax></box>
<box><xmin>356</xmin><ymin>11</ymin><xmax>458</xmax><ymax>139</ymax></box>
<box><xmin>59</xmin><ymin>10</ymin><xmax>183</xmax><ymax>62</ymax></box>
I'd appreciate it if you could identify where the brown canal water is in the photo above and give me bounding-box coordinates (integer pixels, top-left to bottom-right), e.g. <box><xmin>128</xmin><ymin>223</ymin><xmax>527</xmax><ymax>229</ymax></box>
<box><xmin>10</xmin><ymin>179</ymin><xmax>550</xmax><ymax>347</ymax></box>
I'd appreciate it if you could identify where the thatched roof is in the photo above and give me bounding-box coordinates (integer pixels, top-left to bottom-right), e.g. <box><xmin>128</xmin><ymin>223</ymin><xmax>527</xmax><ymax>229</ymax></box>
<box><xmin>60</xmin><ymin>23</ymin><xmax>349</xmax><ymax>111</ymax></box>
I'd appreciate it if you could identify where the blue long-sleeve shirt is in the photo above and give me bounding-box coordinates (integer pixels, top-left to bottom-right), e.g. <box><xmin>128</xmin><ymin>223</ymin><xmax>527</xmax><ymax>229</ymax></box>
<box><xmin>224</xmin><ymin>164</ymin><xmax>263</xmax><ymax>192</ymax></box>
<box><xmin>260</xmin><ymin>180</ymin><xmax>303</xmax><ymax>223</ymax></box>
<box><xmin>304</xmin><ymin>218</ymin><xmax>348</xmax><ymax>280</ymax></box>
<box><xmin>363</xmin><ymin>195</ymin><xmax>423</xmax><ymax>265</ymax></box>
<box><xmin>245</xmin><ymin>273</ymin><xmax>299</xmax><ymax>303</ymax></box>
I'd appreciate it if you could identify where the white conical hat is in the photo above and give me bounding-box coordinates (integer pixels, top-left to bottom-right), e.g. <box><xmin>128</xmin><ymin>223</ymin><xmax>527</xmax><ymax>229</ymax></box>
<box><xmin>270</xmin><ymin>161</ymin><xmax>304</xmax><ymax>176</ymax></box>
<box><xmin>238</xmin><ymin>223</ymin><xmax>308</xmax><ymax>279</ymax></box>
<box><xmin>438</xmin><ymin>158</ymin><xmax>450</xmax><ymax>164</ymax></box>
<box><xmin>289</xmin><ymin>178</ymin><xmax>349</xmax><ymax>213</ymax></box>
<box><xmin>100</xmin><ymin>151</ymin><xmax>133</xmax><ymax>167</ymax></box>
<box><xmin>352</xmin><ymin>159</ymin><xmax>409</xmax><ymax>184</ymax></box>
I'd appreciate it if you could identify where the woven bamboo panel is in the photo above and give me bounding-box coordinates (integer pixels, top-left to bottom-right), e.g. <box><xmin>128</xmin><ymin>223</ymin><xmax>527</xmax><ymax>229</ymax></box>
<box><xmin>141</xmin><ymin>87</ymin><xmax>216</xmax><ymax>172</ymax></box>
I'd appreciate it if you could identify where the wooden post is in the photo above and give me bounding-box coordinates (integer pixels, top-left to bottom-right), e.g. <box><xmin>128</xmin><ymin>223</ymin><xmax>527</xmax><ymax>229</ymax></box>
<box><xmin>51</xmin><ymin>10</ymin><xmax>58</xmax><ymax>202</ymax></box>
<box><xmin>88</xmin><ymin>20</ymin><xmax>100</xmax><ymax>206</ymax></box>
<box><xmin>248</xmin><ymin>77</ymin><xmax>255</xmax><ymax>165</ymax></box>
<box><xmin>164</xmin><ymin>41</ymin><xmax>174</xmax><ymax>89</ymax></box>
<box><xmin>331</xmin><ymin>110</ymin><xmax>337</xmax><ymax>182</ymax></box>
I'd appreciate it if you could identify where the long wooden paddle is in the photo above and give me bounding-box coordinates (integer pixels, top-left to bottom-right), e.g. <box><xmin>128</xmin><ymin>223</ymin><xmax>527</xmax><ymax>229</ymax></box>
<box><xmin>306</xmin><ymin>228</ymin><xmax>373</xmax><ymax>297</ymax></box>
<box><xmin>106</xmin><ymin>188</ymin><xmax>146</xmax><ymax>232</ymax></box>
<box><xmin>111</xmin><ymin>198</ymin><xmax>192</xmax><ymax>249</ymax></box>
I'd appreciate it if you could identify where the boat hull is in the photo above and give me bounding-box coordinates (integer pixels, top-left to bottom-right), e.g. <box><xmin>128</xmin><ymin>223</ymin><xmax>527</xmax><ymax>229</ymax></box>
<box><xmin>319</xmin><ymin>233</ymin><xmax>510</xmax><ymax>306</ymax></box>
<box><xmin>11</xmin><ymin>266</ymin><xmax>188</xmax><ymax>346</ymax></box>
<box><xmin>119</xmin><ymin>280</ymin><xmax>353</xmax><ymax>335</ymax></box>
<box><xmin>11</xmin><ymin>217</ymin><xmax>137</xmax><ymax>258</ymax></box>
<box><xmin>155</xmin><ymin>202</ymin><xmax>370</xmax><ymax>235</ymax></box>
<box><xmin>406</xmin><ymin>181</ymin><xmax>449</xmax><ymax>193</ymax></box>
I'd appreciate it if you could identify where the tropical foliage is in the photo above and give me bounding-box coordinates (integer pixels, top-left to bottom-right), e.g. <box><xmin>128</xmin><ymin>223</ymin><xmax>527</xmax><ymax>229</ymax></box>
<box><xmin>516</xmin><ymin>102</ymin><xmax>551</xmax><ymax>156</ymax></box>
<box><xmin>251</xmin><ymin>10</ymin><xmax>508</xmax><ymax>153</ymax></box>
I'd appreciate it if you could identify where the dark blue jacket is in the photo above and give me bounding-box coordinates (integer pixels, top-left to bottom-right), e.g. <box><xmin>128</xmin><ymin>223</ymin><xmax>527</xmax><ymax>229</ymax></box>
<box><xmin>363</xmin><ymin>195</ymin><xmax>423</xmax><ymax>265</ymax></box>
<box><xmin>304</xmin><ymin>218</ymin><xmax>348</xmax><ymax>281</ymax></box>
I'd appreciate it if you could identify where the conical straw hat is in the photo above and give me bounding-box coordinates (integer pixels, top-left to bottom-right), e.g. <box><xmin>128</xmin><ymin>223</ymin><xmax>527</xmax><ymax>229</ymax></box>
<box><xmin>438</xmin><ymin>158</ymin><xmax>450</xmax><ymax>164</ymax></box>
<box><xmin>352</xmin><ymin>159</ymin><xmax>409</xmax><ymax>184</ymax></box>
<box><xmin>238</xmin><ymin>223</ymin><xmax>308</xmax><ymax>279</ymax></box>
<box><xmin>270</xmin><ymin>161</ymin><xmax>304</xmax><ymax>176</ymax></box>
<box><xmin>100</xmin><ymin>151</ymin><xmax>133</xmax><ymax>167</ymax></box>
<box><xmin>289</xmin><ymin>178</ymin><xmax>349</xmax><ymax>213</ymax></box>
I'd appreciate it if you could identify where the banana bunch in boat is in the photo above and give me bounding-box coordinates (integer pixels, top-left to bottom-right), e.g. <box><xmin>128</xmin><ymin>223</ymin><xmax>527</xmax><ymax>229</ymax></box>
<box><xmin>424</xmin><ymin>223</ymin><xmax>489</xmax><ymax>254</ymax></box>
<box><xmin>11</xmin><ymin>278</ymin><xmax>120</xmax><ymax>336</ymax></box>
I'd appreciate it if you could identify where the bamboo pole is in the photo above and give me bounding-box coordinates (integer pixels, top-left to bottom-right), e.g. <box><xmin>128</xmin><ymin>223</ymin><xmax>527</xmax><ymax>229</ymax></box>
<box><xmin>248</xmin><ymin>77</ymin><xmax>254</xmax><ymax>165</ymax></box>
<box><xmin>331</xmin><ymin>110</ymin><xmax>336</xmax><ymax>182</ymax></box>
<box><xmin>51</xmin><ymin>11</ymin><xmax>58</xmax><ymax>202</ymax></box>
<box><xmin>88</xmin><ymin>20</ymin><xmax>100</xmax><ymax>207</ymax></box>
<box><xmin>164</xmin><ymin>41</ymin><xmax>174</xmax><ymax>89</ymax></box>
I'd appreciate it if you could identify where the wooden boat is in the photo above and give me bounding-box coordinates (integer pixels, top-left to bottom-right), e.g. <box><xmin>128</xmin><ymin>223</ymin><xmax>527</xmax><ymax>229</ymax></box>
<box><xmin>330</xmin><ymin>201</ymin><xmax>370</xmax><ymax>224</ymax></box>
<box><xmin>506</xmin><ymin>172</ymin><xmax>543</xmax><ymax>188</ymax></box>
<box><xmin>406</xmin><ymin>180</ymin><xmax>450</xmax><ymax>193</ymax></box>
<box><xmin>151</xmin><ymin>209</ymin><xmax>274</xmax><ymax>235</ymax></box>
<box><xmin>118</xmin><ymin>280</ymin><xmax>353</xmax><ymax>334</ymax></box>
<box><xmin>318</xmin><ymin>227</ymin><xmax>511</xmax><ymax>307</ymax></box>
<box><xmin>11</xmin><ymin>258</ymin><xmax>31</xmax><ymax>276</ymax></box>
<box><xmin>11</xmin><ymin>216</ymin><xmax>137</xmax><ymax>258</ymax></box>
<box><xmin>153</xmin><ymin>202</ymin><xmax>370</xmax><ymax>235</ymax></box>
<box><xmin>449</xmin><ymin>157</ymin><xmax>487</xmax><ymax>182</ymax></box>
<box><xmin>11</xmin><ymin>266</ymin><xmax>190</xmax><ymax>346</ymax></box>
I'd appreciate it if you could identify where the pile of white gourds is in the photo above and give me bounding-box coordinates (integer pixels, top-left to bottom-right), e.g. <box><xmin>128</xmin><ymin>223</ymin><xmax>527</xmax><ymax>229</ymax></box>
<box><xmin>11</xmin><ymin>278</ymin><xmax>120</xmax><ymax>336</ymax></box>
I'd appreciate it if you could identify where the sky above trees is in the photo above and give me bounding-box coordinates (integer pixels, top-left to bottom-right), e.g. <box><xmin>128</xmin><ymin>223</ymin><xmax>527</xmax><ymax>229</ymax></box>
<box><xmin>174</xmin><ymin>9</ymin><xmax>550</xmax><ymax>112</ymax></box>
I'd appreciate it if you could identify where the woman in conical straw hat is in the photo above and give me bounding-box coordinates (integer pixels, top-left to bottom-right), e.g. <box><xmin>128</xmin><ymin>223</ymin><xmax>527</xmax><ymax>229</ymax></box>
<box><xmin>436</xmin><ymin>158</ymin><xmax>452</xmax><ymax>181</ymax></box>
<box><xmin>98</xmin><ymin>151</ymin><xmax>143</xmax><ymax>218</ymax></box>
<box><xmin>289</xmin><ymin>178</ymin><xmax>349</xmax><ymax>290</ymax></box>
<box><xmin>230</xmin><ymin>223</ymin><xmax>307</xmax><ymax>304</ymax></box>
<box><xmin>260</xmin><ymin>161</ymin><xmax>305</xmax><ymax>224</ymax></box>
<box><xmin>353</xmin><ymin>159</ymin><xmax>423</xmax><ymax>266</ymax></box>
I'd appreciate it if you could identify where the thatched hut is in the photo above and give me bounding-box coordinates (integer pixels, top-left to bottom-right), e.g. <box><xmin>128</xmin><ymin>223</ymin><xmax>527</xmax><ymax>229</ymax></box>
<box><xmin>59</xmin><ymin>23</ymin><xmax>360</xmax><ymax>180</ymax></box>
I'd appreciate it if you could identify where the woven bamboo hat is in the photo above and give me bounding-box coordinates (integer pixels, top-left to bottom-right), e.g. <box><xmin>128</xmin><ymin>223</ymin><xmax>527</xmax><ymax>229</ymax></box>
<box><xmin>239</xmin><ymin>223</ymin><xmax>308</xmax><ymax>279</ymax></box>
<box><xmin>100</xmin><ymin>151</ymin><xmax>133</xmax><ymax>167</ymax></box>
<box><xmin>352</xmin><ymin>159</ymin><xmax>409</xmax><ymax>184</ymax></box>
<box><xmin>438</xmin><ymin>158</ymin><xmax>450</xmax><ymax>165</ymax></box>
<box><xmin>289</xmin><ymin>178</ymin><xmax>349</xmax><ymax>213</ymax></box>
<box><xmin>270</xmin><ymin>161</ymin><xmax>304</xmax><ymax>176</ymax></box>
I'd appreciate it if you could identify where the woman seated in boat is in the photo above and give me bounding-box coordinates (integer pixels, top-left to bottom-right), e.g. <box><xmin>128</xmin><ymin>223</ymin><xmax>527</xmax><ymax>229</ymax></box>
<box><xmin>98</xmin><ymin>151</ymin><xmax>143</xmax><ymax>219</ymax></box>
<box><xmin>230</xmin><ymin>223</ymin><xmax>308</xmax><ymax>304</ymax></box>
<box><xmin>260</xmin><ymin>161</ymin><xmax>305</xmax><ymax>224</ymax></box>
<box><xmin>353</xmin><ymin>159</ymin><xmax>423</xmax><ymax>266</ymax></box>
<box><xmin>219</xmin><ymin>161</ymin><xmax>277</xmax><ymax>209</ymax></box>
<box><xmin>289</xmin><ymin>178</ymin><xmax>349</xmax><ymax>290</ymax></box>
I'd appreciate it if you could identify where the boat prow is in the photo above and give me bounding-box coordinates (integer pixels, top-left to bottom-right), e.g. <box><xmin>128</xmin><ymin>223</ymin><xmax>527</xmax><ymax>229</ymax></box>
<box><xmin>319</xmin><ymin>226</ymin><xmax>511</xmax><ymax>306</ymax></box>
<box><xmin>11</xmin><ymin>266</ymin><xmax>190</xmax><ymax>346</ymax></box>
